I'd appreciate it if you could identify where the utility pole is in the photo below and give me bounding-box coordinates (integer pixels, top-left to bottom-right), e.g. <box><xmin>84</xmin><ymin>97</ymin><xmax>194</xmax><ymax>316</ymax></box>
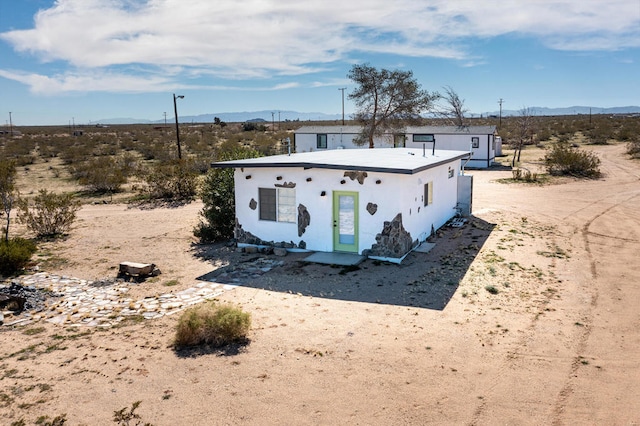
<box><xmin>278</xmin><ymin>111</ymin><xmax>281</xmax><ymax>131</ymax></box>
<box><xmin>163</xmin><ymin>112</ymin><xmax>167</xmax><ymax>126</ymax></box>
<box><xmin>173</xmin><ymin>93</ymin><xmax>185</xmax><ymax>159</ymax></box>
<box><xmin>339</xmin><ymin>88</ymin><xmax>346</xmax><ymax>125</ymax></box>
<box><xmin>271</xmin><ymin>111</ymin><xmax>275</xmax><ymax>131</ymax></box>
<box><xmin>8</xmin><ymin>112</ymin><xmax>13</xmax><ymax>137</ymax></box>
<box><xmin>498</xmin><ymin>98</ymin><xmax>504</xmax><ymax>129</ymax></box>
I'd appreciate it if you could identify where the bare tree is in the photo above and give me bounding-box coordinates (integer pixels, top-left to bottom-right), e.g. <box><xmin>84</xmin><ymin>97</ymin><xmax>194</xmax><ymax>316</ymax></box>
<box><xmin>436</xmin><ymin>86</ymin><xmax>468</xmax><ymax>127</ymax></box>
<box><xmin>348</xmin><ymin>64</ymin><xmax>438</xmax><ymax>148</ymax></box>
<box><xmin>512</xmin><ymin>107</ymin><xmax>536</xmax><ymax>167</ymax></box>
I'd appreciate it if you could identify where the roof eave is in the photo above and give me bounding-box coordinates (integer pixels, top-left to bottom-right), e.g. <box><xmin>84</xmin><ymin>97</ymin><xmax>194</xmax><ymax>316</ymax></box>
<box><xmin>210</xmin><ymin>152</ymin><xmax>471</xmax><ymax>175</ymax></box>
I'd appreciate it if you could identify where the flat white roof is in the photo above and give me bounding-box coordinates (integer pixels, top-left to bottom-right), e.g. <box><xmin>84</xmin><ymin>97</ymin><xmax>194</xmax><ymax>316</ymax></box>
<box><xmin>211</xmin><ymin>148</ymin><xmax>470</xmax><ymax>175</ymax></box>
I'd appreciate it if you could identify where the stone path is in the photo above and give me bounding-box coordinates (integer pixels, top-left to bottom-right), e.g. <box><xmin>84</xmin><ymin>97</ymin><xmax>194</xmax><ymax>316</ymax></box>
<box><xmin>2</xmin><ymin>257</ymin><xmax>286</xmax><ymax>328</ymax></box>
<box><xmin>2</xmin><ymin>272</ymin><xmax>236</xmax><ymax>328</ymax></box>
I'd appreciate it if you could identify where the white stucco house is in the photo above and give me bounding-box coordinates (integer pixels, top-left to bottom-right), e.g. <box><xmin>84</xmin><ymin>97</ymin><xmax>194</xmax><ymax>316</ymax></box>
<box><xmin>293</xmin><ymin>125</ymin><xmax>498</xmax><ymax>169</ymax></box>
<box><xmin>211</xmin><ymin>148</ymin><xmax>473</xmax><ymax>263</ymax></box>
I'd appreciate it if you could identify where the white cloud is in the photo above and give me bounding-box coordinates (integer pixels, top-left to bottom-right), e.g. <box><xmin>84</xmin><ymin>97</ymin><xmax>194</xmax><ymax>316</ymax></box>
<box><xmin>0</xmin><ymin>68</ymin><xmax>177</xmax><ymax>94</ymax></box>
<box><xmin>1</xmin><ymin>0</ymin><xmax>638</xmax><ymax>93</ymax></box>
<box><xmin>0</xmin><ymin>68</ymin><xmax>310</xmax><ymax>95</ymax></box>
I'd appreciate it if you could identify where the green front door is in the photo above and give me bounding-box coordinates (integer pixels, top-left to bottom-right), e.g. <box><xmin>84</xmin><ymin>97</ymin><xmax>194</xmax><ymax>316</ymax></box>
<box><xmin>333</xmin><ymin>191</ymin><xmax>359</xmax><ymax>253</ymax></box>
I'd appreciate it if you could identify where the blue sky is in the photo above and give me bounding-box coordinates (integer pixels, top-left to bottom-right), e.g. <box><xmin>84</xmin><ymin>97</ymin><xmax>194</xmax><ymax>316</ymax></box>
<box><xmin>1</xmin><ymin>0</ymin><xmax>639</xmax><ymax>125</ymax></box>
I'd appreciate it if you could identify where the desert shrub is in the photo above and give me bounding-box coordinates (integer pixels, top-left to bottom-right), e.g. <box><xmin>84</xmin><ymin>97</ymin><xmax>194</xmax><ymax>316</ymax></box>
<box><xmin>138</xmin><ymin>159</ymin><xmax>198</xmax><ymax>200</ymax></box>
<box><xmin>512</xmin><ymin>168</ymin><xmax>538</xmax><ymax>182</ymax></box>
<box><xmin>544</xmin><ymin>143</ymin><xmax>601</xmax><ymax>178</ymax></box>
<box><xmin>617</xmin><ymin>124</ymin><xmax>638</xmax><ymax>142</ymax></box>
<box><xmin>72</xmin><ymin>157</ymin><xmax>127</xmax><ymax>193</ymax></box>
<box><xmin>536</xmin><ymin>128</ymin><xmax>552</xmax><ymax>142</ymax></box>
<box><xmin>0</xmin><ymin>237</ymin><xmax>37</xmax><ymax>276</ymax></box>
<box><xmin>58</xmin><ymin>139</ymin><xmax>96</xmax><ymax>164</ymax></box>
<box><xmin>174</xmin><ymin>302</ymin><xmax>251</xmax><ymax>347</ymax></box>
<box><xmin>485</xmin><ymin>285</ymin><xmax>499</xmax><ymax>295</ymax></box>
<box><xmin>242</xmin><ymin>122</ymin><xmax>267</xmax><ymax>132</ymax></box>
<box><xmin>18</xmin><ymin>190</ymin><xmax>81</xmax><ymax>238</ymax></box>
<box><xmin>627</xmin><ymin>140</ymin><xmax>640</xmax><ymax>159</ymax></box>
<box><xmin>113</xmin><ymin>401</ymin><xmax>151</xmax><ymax>426</ymax></box>
<box><xmin>194</xmin><ymin>147</ymin><xmax>261</xmax><ymax>243</ymax></box>
<box><xmin>3</xmin><ymin>139</ymin><xmax>37</xmax><ymax>166</ymax></box>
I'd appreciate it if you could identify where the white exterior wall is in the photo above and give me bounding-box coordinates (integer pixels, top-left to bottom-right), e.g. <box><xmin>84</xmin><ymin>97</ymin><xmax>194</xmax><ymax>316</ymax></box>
<box><xmin>295</xmin><ymin>132</ymin><xmax>363</xmax><ymax>152</ymax></box>
<box><xmin>404</xmin><ymin>133</ymin><xmax>494</xmax><ymax>168</ymax></box>
<box><xmin>295</xmin><ymin>131</ymin><xmax>493</xmax><ymax>167</ymax></box>
<box><xmin>233</xmin><ymin>159</ymin><xmax>461</xmax><ymax>255</ymax></box>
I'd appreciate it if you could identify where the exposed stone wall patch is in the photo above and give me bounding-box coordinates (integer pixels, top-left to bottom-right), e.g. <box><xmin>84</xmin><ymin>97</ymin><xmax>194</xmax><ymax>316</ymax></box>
<box><xmin>297</xmin><ymin>204</ymin><xmax>310</xmax><ymax>236</ymax></box>
<box><xmin>275</xmin><ymin>181</ymin><xmax>296</xmax><ymax>188</ymax></box>
<box><xmin>366</xmin><ymin>213</ymin><xmax>416</xmax><ymax>258</ymax></box>
<box><xmin>235</xmin><ymin>219</ymin><xmax>305</xmax><ymax>250</ymax></box>
<box><xmin>344</xmin><ymin>171</ymin><xmax>368</xmax><ymax>184</ymax></box>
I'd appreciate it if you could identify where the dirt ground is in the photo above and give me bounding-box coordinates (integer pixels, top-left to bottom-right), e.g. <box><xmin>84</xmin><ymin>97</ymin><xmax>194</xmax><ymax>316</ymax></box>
<box><xmin>1</xmin><ymin>143</ymin><xmax>639</xmax><ymax>425</ymax></box>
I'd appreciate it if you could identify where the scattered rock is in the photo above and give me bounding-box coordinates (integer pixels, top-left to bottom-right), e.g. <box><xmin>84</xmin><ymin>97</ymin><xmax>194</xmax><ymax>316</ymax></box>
<box><xmin>0</xmin><ymin>282</ymin><xmax>52</xmax><ymax>313</ymax></box>
<box><xmin>0</xmin><ymin>294</ymin><xmax>26</xmax><ymax>312</ymax></box>
<box><xmin>273</xmin><ymin>248</ymin><xmax>288</xmax><ymax>257</ymax></box>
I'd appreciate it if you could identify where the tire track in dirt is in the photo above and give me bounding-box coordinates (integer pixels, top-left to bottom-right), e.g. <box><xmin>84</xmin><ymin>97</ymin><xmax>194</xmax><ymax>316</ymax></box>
<box><xmin>549</xmin><ymin>149</ymin><xmax>640</xmax><ymax>425</ymax></box>
<box><xmin>467</xmin><ymin>218</ymin><xmax>568</xmax><ymax>426</ymax></box>
<box><xmin>470</xmin><ymin>146</ymin><xmax>639</xmax><ymax>425</ymax></box>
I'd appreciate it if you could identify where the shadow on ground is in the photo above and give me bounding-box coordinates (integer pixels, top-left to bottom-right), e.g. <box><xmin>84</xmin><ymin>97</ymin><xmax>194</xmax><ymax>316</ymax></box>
<box><xmin>194</xmin><ymin>216</ymin><xmax>495</xmax><ymax>311</ymax></box>
<box><xmin>173</xmin><ymin>339</ymin><xmax>251</xmax><ymax>358</ymax></box>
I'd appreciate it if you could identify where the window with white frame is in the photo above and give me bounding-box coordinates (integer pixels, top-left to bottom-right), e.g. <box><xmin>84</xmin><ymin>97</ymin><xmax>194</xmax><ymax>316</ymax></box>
<box><xmin>259</xmin><ymin>187</ymin><xmax>296</xmax><ymax>223</ymax></box>
<box><xmin>317</xmin><ymin>134</ymin><xmax>328</xmax><ymax>149</ymax></box>
<box><xmin>471</xmin><ymin>137</ymin><xmax>480</xmax><ymax>148</ymax></box>
<box><xmin>277</xmin><ymin>188</ymin><xmax>296</xmax><ymax>223</ymax></box>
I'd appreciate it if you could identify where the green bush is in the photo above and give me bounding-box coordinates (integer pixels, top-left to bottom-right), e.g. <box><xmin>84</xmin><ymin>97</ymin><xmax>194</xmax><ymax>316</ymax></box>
<box><xmin>195</xmin><ymin>147</ymin><xmax>261</xmax><ymax>243</ymax></box>
<box><xmin>544</xmin><ymin>143</ymin><xmax>601</xmax><ymax>178</ymax></box>
<box><xmin>174</xmin><ymin>302</ymin><xmax>251</xmax><ymax>347</ymax></box>
<box><xmin>18</xmin><ymin>190</ymin><xmax>81</xmax><ymax>238</ymax></box>
<box><xmin>139</xmin><ymin>159</ymin><xmax>198</xmax><ymax>200</ymax></box>
<box><xmin>0</xmin><ymin>238</ymin><xmax>37</xmax><ymax>276</ymax></box>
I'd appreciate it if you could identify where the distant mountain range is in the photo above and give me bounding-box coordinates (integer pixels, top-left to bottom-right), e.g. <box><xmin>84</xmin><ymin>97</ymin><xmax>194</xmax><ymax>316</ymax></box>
<box><xmin>479</xmin><ymin>105</ymin><xmax>640</xmax><ymax>118</ymax></box>
<box><xmin>96</xmin><ymin>110</ymin><xmax>342</xmax><ymax>125</ymax></box>
<box><xmin>95</xmin><ymin>106</ymin><xmax>640</xmax><ymax>125</ymax></box>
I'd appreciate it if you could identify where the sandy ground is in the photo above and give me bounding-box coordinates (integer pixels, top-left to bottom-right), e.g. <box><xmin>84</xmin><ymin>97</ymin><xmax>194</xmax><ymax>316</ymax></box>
<box><xmin>1</xmin><ymin>143</ymin><xmax>639</xmax><ymax>425</ymax></box>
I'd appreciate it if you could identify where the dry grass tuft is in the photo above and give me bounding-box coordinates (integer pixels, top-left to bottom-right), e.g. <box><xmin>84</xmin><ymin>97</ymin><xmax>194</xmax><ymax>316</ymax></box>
<box><xmin>174</xmin><ymin>302</ymin><xmax>251</xmax><ymax>348</ymax></box>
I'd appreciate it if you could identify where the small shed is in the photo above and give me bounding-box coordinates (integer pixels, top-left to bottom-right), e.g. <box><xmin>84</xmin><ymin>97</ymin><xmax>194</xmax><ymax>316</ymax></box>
<box><xmin>211</xmin><ymin>148</ymin><xmax>473</xmax><ymax>262</ymax></box>
<box><xmin>294</xmin><ymin>125</ymin><xmax>498</xmax><ymax>168</ymax></box>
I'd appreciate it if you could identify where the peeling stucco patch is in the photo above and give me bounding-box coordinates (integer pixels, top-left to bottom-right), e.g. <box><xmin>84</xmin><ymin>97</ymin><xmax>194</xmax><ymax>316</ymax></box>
<box><xmin>275</xmin><ymin>181</ymin><xmax>296</xmax><ymax>188</ymax></box>
<box><xmin>366</xmin><ymin>213</ymin><xmax>416</xmax><ymax>258</ymax></box>
<box><xmin>344</xmin><ymin>171</ymin><xmax>368</xmax><ymax>184</ymax></box>
<box><xmin>366</xmin><ymin>202</ymin><xmax>378</xmax><ymax>215</ymax></box>
<box><xmin>249</xmin><ymin>198</ymin><xmax>257</xmax><ymax>210</ymax></box>
<box><xmin>297</xmin><ymin>204</ymin><xmax>310</xmax><ymax>237</ymax></box>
